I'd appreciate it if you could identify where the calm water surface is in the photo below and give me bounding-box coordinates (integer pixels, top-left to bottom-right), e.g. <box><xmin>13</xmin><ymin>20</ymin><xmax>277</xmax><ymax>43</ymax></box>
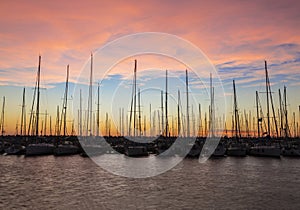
<box><xmin>0</xmin><ymin>155</ymin><xmax>299</xmax><ymax>209</ymax></box>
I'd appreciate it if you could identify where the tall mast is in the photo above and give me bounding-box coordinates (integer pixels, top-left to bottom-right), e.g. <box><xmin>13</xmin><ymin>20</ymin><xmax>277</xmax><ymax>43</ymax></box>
<box><xmin>293</xmin><ymin>112</ymin><xmax>296</xmax><ymax>137</ymax></box>
<box><xmin>44</xmin><ymin>110</ymin><xmax>47</xmax><ymax>136</ymax></box>
<box><xmin>266</xmin><ymin>61</ymin><xmax>279</xmax><ymax>137</ymax></box>
<box><xmin>1</xmin><ymin>96</ymin><xmax>5</xmax><ymax>136</ymax></box>
<box><xmin>284</xmin><ymin>86</ymin><xmax>289</xmax><ymax>138</ymax></box>
<box><xmin>265</xmin><ymin>60</ymin><xmax>270</xmax><ymax>136</ymax></box>
<box><xmin>177</xmin><ymin>90</ymin><xmax>181</xmax><ymax>137</ymax></box>
<box><xmin>210</xmin><ymin>73</ymin><xmax>215</xmax><ymax>137</ymax></box>
<box><xmin>88</xmin><ymin>53</ymin><xmax>93</xmax><ymax>136</ymax></box>
<box><xmin>186</xmin><ymin>69</ymin><xmax>190</xmax><ymax>137</ymax></box>
<box><xmin>279</xmin><ymin>89</ymin><xmax>283</xmax><ymax>137</ymax></box>
<box><xmin>299</xmin><ymin>105</ymin><xmax>300</xmax><ymax>138</ymax></box>
<box><xmin>149</xmin><ymin>104</ymin><xmax>152</xmax><ymax>136</ymax></box>
<box><xmin>97</xmin><ymin>83</ymin><xmax>100</xmax><ymax>136</ymax></box>
<box><xmin>20</xmin><ymin>87</ymin><xmax>26</xmax><ymax>136</ymax></box>
<box><xmin>256</xmin><ymin>91</ymin><xmax>260</xmax><ymax>138</ymax></box>
<box><xmin>79</xmin><ymin>89</ymin><xmax>82</xmax><ymax>136</ymax></box>
<box><xmin>138</xmin><ymin>88</ymin><xmax>141</xmax><ymax>136</ymax></box>
<box><xmin>35</xmin><ymin>55</ymin><xmax>41</xmax><ymax>137</ymax></box>
<box><xmin>233</xmin><ymin>80</ymin><xmax>240</xmax><ymax>139</ymax></box>
<box><xmin>133</xmin><ymin>60</ymin><xmax>137</xmax><ymax>137</ymax></box>
<box><xmin>63</xmin><ymin>65</ymin><xmax>69</xmax><ymax>136</ymax></box>
<box><xmin>161</xmin><ymin>90</ymin><xmax>164</xmax><ymax>136</ymax></box>
<box><xmin>56</xmin><ymin>106</ymin><xmax>60</xmax><ymax>136</ymax></box>
<box><xmin>165</xmin><ymin>70</ymin><xmax>169</xmax><ymax>137</ymax></box>
<box><xmin>198</xmin><ymin>103</ymin><xmax>202</xmax><ymax>137</ymax></box>
<box><xmin>105</xmin><ymin>112</ymin><xmax>108</xmax><ymax>136</ymax></box>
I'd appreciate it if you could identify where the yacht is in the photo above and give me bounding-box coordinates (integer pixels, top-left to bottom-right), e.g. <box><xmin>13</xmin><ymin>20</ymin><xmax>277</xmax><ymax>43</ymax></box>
<box><xmin>226</xmin><ymin>142</ymin><xmax>247</xmax><ymax>157</ymax></box>
<box><xmin>4</xmin><ymin>144</ymin><xmax>25</xmax><ymax>155</ymax></box>
<box><xmin>54</xmin><ymin>143</ymin><xmax>79</xmax><ymax>156</ymax></box>
<box><xmin>249</xmin><ymin>145</ymin><xmax>281</xmax><ymax>158</ymax></box>
<box><xmin>26</xmin><ymin>143</ymin><xmax>55</xmax><ymax>156</ymax></box>
<box><xmin>124</xmin><ymin>145</ymin><xmax>148</xmax><ymax>157</ymax></box>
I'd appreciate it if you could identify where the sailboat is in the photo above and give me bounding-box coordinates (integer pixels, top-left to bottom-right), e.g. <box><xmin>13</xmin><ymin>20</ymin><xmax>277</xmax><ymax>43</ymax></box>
<box><xmin>208</xmin><ymin>73</ymin><xmax>226</xmax><ymax>157</ymax></box>
<box><xmin>26</xmin><ymin>56</ymin><xmax>55</xmax><ymax>156</ymax></box>
<box><xmin>226</xmin><ymin>80</ymin><xmax>247</xmax><ymax>157</ymax></box>
<box><xmin>54</xmin><ymin>65</ymin><xmax>79</xmax><ymax>156</ymax></box>
<box><xmin>124</xmin><ymin>59</ymin><xmax>148</xmax><ymax>157</ymax></box>
<box><xmin>280</xmin><ymin>87</ymin><xmax>300</xmax><ymax>156</ymax></box>
<box><xmin>248</xmin><ymin>61</ymin><xmax>280</xmax><ymax>158</ymax></box>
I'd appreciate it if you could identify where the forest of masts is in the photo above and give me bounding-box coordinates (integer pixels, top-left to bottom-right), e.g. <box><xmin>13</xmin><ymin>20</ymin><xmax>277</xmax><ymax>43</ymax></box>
<box><xmin>0</xmin><ymin>56</ymin><xmax>299</xmax><ymax>139</ymax></box>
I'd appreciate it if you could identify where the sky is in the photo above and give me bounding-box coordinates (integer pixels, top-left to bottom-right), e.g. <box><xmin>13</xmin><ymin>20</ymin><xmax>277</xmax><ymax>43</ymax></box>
<box><xmin>0</xmin><ymin>0</ymin><xmax>300</xmax><ymax>136</ymax></box>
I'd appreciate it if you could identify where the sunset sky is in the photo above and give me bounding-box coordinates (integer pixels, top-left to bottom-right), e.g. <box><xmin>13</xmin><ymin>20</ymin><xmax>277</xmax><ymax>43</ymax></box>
<box><xmin>1</xmin><ymin>0</ymin><xmax>300</xmax><ymax>135</ymax></box>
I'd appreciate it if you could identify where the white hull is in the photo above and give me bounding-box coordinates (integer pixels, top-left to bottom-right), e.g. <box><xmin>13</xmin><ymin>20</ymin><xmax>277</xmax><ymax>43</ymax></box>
<box><xmin>249</xmin><ymin>146</ymin><xmax>281</xmax><ymax>157</ymax></box>
<box><xmin>26</xmin><ymin>143</ymin><xmax>54</xmax><ymax>156</ymax></box>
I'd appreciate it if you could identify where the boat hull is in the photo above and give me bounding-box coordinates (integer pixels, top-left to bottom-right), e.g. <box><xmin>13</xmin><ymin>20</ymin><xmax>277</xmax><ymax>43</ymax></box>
<box><xmin>25</xmin><ymin>143</ymin><xmax>54</xmax><ymax>156</ymax></box>
<box><xmin>249</xmin><ymin>146</ymin><xmax>281</xmax><ymax>158</ymax></box>
<box><xmin>281</xmin><ymin>148</ymin><xmax>300</xmax><ymax>157</ymax></box>
<box><xmin>227</xmin><ymin>147</ymin><xmax>247</xmax><ymax>157</ymax></box>
<box><xmin>54</xmin><ymin>145</ymin><xmax>79</xmax><ymax>156</ymax></box>
<box><xmin>124</xmin><ymin>146</ymin><xmax>148</xmax><ymax>157</ymax></box>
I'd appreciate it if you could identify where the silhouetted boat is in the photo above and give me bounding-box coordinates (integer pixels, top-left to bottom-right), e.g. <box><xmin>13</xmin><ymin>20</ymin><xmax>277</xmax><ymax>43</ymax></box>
<box><xmin>227</xmin><ymin>143</ymin><xmax>247</xmax><ymax>157</ymax></box>
<box><xmin>26</xmin><ymin>56</ymin><xmax>54</xmax><ymax>156</ymax></box>
<box><xmin>249</xmin><ymin>145</ymin><xmax>281</xmax><ymax>158</ymax></box>
<box><xmin>124</xmin><ymin>145</ymin><xmax>148</xmax><ymax>157</ymax></box>
<box><xmin>281</xmin><ymin>142</ymin><xmax>300</xmax><ymax>157</ymax></box>
<box><xmin>54</xmin><ymin>143</ymin><xmax>79</xmax><ymax>156</ymax></box>
<box><xmin>212</xmin><ymin>143</ymin><xmax>226</xmax><ymax>157</ymax></box>
<box><xmin>4</xmin><ymin>144</ymin><xmax>25</xmax><ymax>155</ymax></box>
<box><xmin>26</xmin><ymin>143</ymin><xmax>55</xmax><ymax>156</ymax></box>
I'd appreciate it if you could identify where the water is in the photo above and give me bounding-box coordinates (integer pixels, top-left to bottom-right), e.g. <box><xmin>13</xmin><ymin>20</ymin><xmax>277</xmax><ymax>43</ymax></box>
<box><xmin>1</xmin><ymin>155</ymin><xmax>300</xmax><ymax>209</ymax></box>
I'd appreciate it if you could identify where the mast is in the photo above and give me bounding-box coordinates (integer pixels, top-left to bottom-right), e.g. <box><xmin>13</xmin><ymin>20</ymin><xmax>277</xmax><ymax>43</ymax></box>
<box><xmin>97</xmin><ymin>83</ymin><xmax>100</xmax><ymax>136</ymax></box>
<box><xmin>60</xmin><ymin>65</ymin><xmax>69</xmax><ymax>136</ymax></box>
<box><xmin>186</xmin><ymin>69</ymin><xmax>190</xmax><ymax>137</ymax></box>
<box><xmin>49</xmin><ymin>116</ymin><xmax>52</xmax><ymax>136</ymax></box>
<box><xmin>138</xmin><ymin>88</ymin><xmax>141</xmax><ymax>136</ymax></box>
<box><xmin>56</xmin><ymin>105</ymin><xmax>60</xmax><ymax>136</ymax></box>
<box><xmin>105</xmin><ymin>112</ymin><xmax>108</xmax><ymax>136</ymax></box>
<box><xmin>198</xmin><ymin>104</ymin><xmax>202</xmax><ymax>137</ymax></box>
<box><xmin>88</xmin><ymin>53</ymin><xmax>93</xmax><ymax>136</ymax></box>
<box><xmin>161</xmin><ymin>90</ymin><xmax>164</xmax><ymax>136</ymax></box>
<box><xmin>299</xmin><ymin>105</ymin><xmax>300</xmax><ymax>138</ymax></box>
<box><xmin>233</xmin><ymin>80</ymin><xmax>240</xmax><ymax>139</ymax></box>
<box><xmin>44</xmin><ymin>110</ymin><xmax>47</xmax><ymax>136</ymax></box>
<box><xmin>279</xmin><ymin>89</ymin><xmax>283</xmax><ymax>137</ymax></box>
<box><xmin>284</xmin><ymin>86</ymin><xmax>289</xmax><ymax>138</ymax></box>
<box><xmin>293</xmin><ymin>112</ymin><xmax>296</xmax><ymax>138</ymax></box>
<box><xmin>266</xmin><ymin>62</ymin><xmax>279</xmax><ymax>137</ymax></box>
<box><xmin>265</xmin><ymin>60</ymin><xmax>270</xmax><ymax>136</ymax></box>
<box><xmin>20</xmin><ymin>87</ymin><xmax>26</xmax><ymax>136</ymax></box>
<box><xmin>149</xmin><ymin>104</ymin><xmax>152</xmax><ymax>136</ymax></box>
<box><xmin>133</xmin><ymin>60</ymin><xmax>137</xmax><ymax>137</ymax></box>
<box><xmin>177</xmin><ymin>90</ymin><xmax>181</xmax><ymax>137</ymax></box>
<box><xmin>256</xmin><ymin>91</ymin><xmax>260</xmax><ymax>138</ymax></box>
<box><xmin>1</xmin><ymin>96</ymin><xmax>5</xmax><ymax>136</ymax></box>
<box><xmin>79</xmin><ymin>89</ymin><xmax>82</xmax><ymax>136</ymax></box>
<box><xmin>165</xmin><ymin>70</ymin><xmax>169</xmax><ymax>137</ymax></box>
<box><xmin>36</xmin><ymin>55</ymin><xmax>41</xmax><ymax>137</ymax></box>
